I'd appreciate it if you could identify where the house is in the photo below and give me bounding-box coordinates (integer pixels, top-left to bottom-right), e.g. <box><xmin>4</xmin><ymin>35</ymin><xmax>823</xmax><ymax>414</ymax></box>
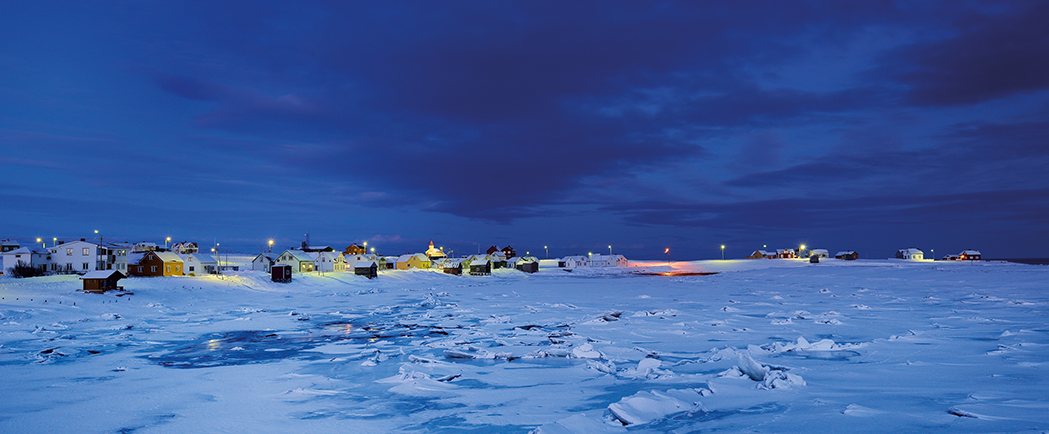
<box><xmin>590</xmin><ymin>254</ymin><xmax>628</xmax><ymax>267</ymax></box>
<box><xmin>509</xmin><ymin>256</ymin><xmax>539</xmax><ymax>273</ymax></box>
<box><xmin>485</xmin><ymin>245</ymin><xmax>500</xmax><ymax>255</ymax></box>
<box><xmin>381</xmin><ymin>256</ymin><xmax>398</xmax><ymax>269</ymax></box>
<box><xmin>500</xmin><ymin>245</ymin><xmax>517</xmax><ymax>259</ymax></box>
<box><xmin>776</xmin><ymin>249</ymin><xmax>796</xmax><ymax>259</ymax></box>
<box><xmin>127</xmin><ymin>251</ymin><xmax>184</xmax><ymax>277</ymax></box>
<box><xmin>469</xmin><ymin>256</ymin><xmax>492</xmax><ymax>275</ymax></box>
<box><xmin>895</xmin><ymin>248</ymin><xmax>924</xmax><ymax>260</ymax></box>
<box><xmin>300</xmin><ymin>242</ymin><xmax>335</xmax><ymax>252</ymax></box>
<box><xmin>344</xmin><ymin>253</ymin><xmax>379</xmax><ymax>270</ymax></box>
<box><xmin>558</xmin><ymin>255</ymin><xmax>590</xmax><ymax>268</ymax></box>
<box><xmin>2</xmin><ymin>247</ymin><xmax>51</xmax><ymax>276</ymax></box>
<box><xmin>275</xmin><ymin>249</ymin><xmax>315</xmax><ymax>273</ymax></box>
<box><xmin>489</xmin><ymin>251</ymin><xmax>508</xmax><ymax>269</ymax></box>
<box><xmin>180</xmin><ymin>253</ymin><xmax>217</xmax><ymax>276</ymax></box>
<box><xmin>809</xmin><ymin>249</ymin><xmax>829</xmax><ymax>259</ymax></box>
<box><xmin>354</xmin><ymin>261</ymin><xmax>378</xmax><ymax>278</ymax></box>
<box><xmin>425</xmin><ymin>241</ymin><xmax>447</xmax><ymax>260</ymax></box>
<box><xmin>47</xmin><ymin>240</ymin><xmax>125</xmax><ymax>274</ymax></box>
<box><xmin>0</xmin><ymin>239</ymin><xmax>20</xmax><ymax>253</ymax></box>
<box><xmin>81</xmin><ymin>270</ymin><xmax>125</xmax><ymax>292</ymax></box>
<box><xmin>251</xmin><ymin>253</ymin><xmax>276</xmax><ymax>273</ymax></box>
<box><xmin>311</xmin><ymin>251</ymin><xmax>345</xmax><ymax>272</ymax></box>
<box><xmin>272</xmin><ymin>264</ymin><xmax>292</xmax><ymax>283</ymax></box>
<box><xmin>835</xmin><ymin>251</ymin><xmax>859</xmax><ymax>260</ymax></box>
<box><xmin>133</xmin><ymin>242</ymin><xmax>159</xmax><ymax>253</ymax></box>
<box><xmin>959</xmin><ymin>249</ymin><xmax>982</xmax><ymax>261</ymax></box>
<box><xmin>747</xmin><ymin>250</ymin><xmax>769</xmax><ymax>259</ymax></box>
<box><xmin>395</xmin><ymin>253</ymin><xmax>431</xmax><ymax>270</ymax></box>
<box><xmin>442</xmin><ymin>258</ymin><xmax>465</xmax><ymax>275</ymax></box>
<box><xmin>171</xmin><ymin>242</ymin><xmax>198</xmax><ymax>254</ymax></box>
<box><xmin>344</xmin><ymin>243</ymin><xmax>367</xmax><ymax>255</ymax></box>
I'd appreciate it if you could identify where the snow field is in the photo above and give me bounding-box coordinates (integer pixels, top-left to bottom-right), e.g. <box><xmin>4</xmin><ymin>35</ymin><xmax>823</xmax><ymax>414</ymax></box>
<box><xmin>1</xmin><ymin>260</ymin><xmax>1047</xmax><ymax>433</ymax></box>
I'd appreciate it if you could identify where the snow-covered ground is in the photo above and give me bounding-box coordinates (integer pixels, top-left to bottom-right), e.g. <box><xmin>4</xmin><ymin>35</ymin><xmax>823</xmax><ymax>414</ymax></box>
<box><xmin>1</xmin><ymin>260</ymin><xmax>1047</xmax><ymax>433</ymax></box>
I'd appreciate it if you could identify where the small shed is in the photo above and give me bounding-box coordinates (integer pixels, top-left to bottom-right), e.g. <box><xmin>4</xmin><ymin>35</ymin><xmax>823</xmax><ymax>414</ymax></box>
<box><xmin>443</xmin><ymin>259</ymin><xmax>464</xmax><ymax>275</ymax></box>
<box><xmin>81</xmin><ymin>270</ymin><xmax>125</xmax><ymax>292</ymax></box>
<box><xmin>272</xmin><ymin>264</ymin><xmax>292</xmax><ymax>283</ymax></box>
<box><xmin>470</xmin><ymin>258</ymin><xmax>492</xmax><ymax>275</ymax></box>
<box><xmin>354</xmin><ymin>261</ymin><xmax>378</xmax><ymax>279</ymax></box>
<box><xmin>516</xmin><ymin>261</ymin><xmax>539</xmax><ymax>273</ymax></box>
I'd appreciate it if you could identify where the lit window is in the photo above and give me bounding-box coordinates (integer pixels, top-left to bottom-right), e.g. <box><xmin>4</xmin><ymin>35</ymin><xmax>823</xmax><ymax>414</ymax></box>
<box><xmin>83</xmin><ymin>248</ymin><xmax>90</xmax><ymax>256</ymax></box>
<box><xmin>67</xmin><ymin>248</ymin><xmax>72</xmax><ymax>256</ymax></box>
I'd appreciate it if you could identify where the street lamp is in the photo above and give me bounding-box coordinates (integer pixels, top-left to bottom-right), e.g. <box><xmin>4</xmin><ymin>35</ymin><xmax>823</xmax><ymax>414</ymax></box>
<box><xmin>544</xmin><ymin>246</ymin><xmax>548</xmax><ymax>259</ymax></box>
<box><xmin>721</xmin><ymin>245</ymin><xmax>725</xmax><ymax>260</ymax></box>
<box><xmin>268</xmin><ymin>239</ymin><xmax>274</xmax><ymax>253</ymax></box>
<box><xmin>53</xmin><ymin>237</ymin><xmax>57</xmax><ymax>247</ymax></box>
<box><xmin>799</xmin><ymin>244</ymin><xmax>806</xmax><ymax>258</ymax></box>
<box><xmin>665</xmin><ymin>248</ymin><xmax>670</xmax><ymax>265</ymax></box>
<box><xmin>37</xmin><ymin>238</ymin><xmax>43</xmax><ymax>248</ymax></box>
<box><xmin>608</xmin><ymin>245</ymin><xmax>612</xmax><ymax>255</ymax></box>
<box><xmin>166</xmin><ymin>237</ymin><xmax>171</xmax><ymax>249</ymax></box>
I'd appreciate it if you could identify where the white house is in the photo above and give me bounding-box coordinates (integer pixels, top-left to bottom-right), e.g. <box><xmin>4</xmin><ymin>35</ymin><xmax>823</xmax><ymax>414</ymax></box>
<box><xmin>275</xmin><ymin>249</ymin><xmax>315</xmax><ymax>273</ymax></box>
<box><xmin>251</xmin><ymin>253</ymin><xmax>276</xmax><ymax>272</ymax></box>
<box><xmin>809</xmin><ymin>249</ymin><xmax>829</xmax><ymax>259</ymax></box>
<box><xmin>47</xmin><ymin>240</ymin><xmax>111</xmax><ymax>274</ymax></box>
<box><xmin>590</xmin><ymin>254</ymin><xmax>628</xmax><ymax>267</ymax></box>
<box><xmin>0</xmin><ymin>239</ymin><xmax>21</xmax><ymax>253</ymax></box>
<box><xmin>343</xmin><ymin>253</ymin><xmax>379</xmax><ymax>271</ymax></box>
<box><xmin>895</xmin><ymin>248</ymin><xmax>924</xmax><ymax>260</ymax></box>
<box><xmin>180</xmin><ymin>253</ymin><xmax>217</xmax><ymax>276</ymax></box>
<box><xmin>2</xmin><ymin>247</ymin><xmax>51</xmax><ymax>275</ymax></box>
<box><xmin>311</xmin><ymin>251</ymin><xmax>345</xmax><ymax>272</ymax></box>
<box><xmin>558</xmin><ymin>255</ymin><xmax>590</xmax><ymax>268</ymax></box>
<box><xmin>171</xmin><ymin>242</ymin><xmax>199</xmax><ymax>254</ymax></box>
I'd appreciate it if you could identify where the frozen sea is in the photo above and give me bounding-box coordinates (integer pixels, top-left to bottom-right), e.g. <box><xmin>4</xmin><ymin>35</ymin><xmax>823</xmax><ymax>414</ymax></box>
<box><xmin>1</xmin><ymin>259</ymin><xmax>1047</xmax><ymax>433</ymax></box>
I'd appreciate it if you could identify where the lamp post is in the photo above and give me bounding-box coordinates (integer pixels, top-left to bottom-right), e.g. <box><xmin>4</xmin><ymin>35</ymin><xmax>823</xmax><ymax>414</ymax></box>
<box><xmin>544</xmin><ymin>246</ymin><xmax>548</xmax><ymax>259</ymax></box>
<box><xmin>800</xmin><ymin>244</ymin><xmax>806</xmax><ymax>258</ymax></box>
<box><xmin>665</xmin><ymin>248</ymin><xmax>670</xmax><ymax>266</ymax></box>
<box><xmin>363</xmin><ymin>241</ymin><xmax>368</xmax><ymax>253</ymax></box>
<box><xmin>37</xmin><ymin>238</ymin><xmax>43</xmax><ymax>248</ymax></box>
<box><xmin>53</xmin><ymin>237</ymin><xmax>57</xmax><ymax>248</ymax></box>
<box><xmin>268</xmin><ymin>239</ymin><xmax>274</xmax><ymax>253</ymax></box>
<box><xmin>165</xmin><ymin>237</ymin><xmax>171</xmax><ymax>249</ymax></box>
<box><xmin>608</xmin><ymin>245</ymin><xmax>612</xmax><ymax>256</ymax></box>
<box><xmin>721</xmin><ymin>245</ymin><xmax>725</xmax><ymax>260</ymax></box>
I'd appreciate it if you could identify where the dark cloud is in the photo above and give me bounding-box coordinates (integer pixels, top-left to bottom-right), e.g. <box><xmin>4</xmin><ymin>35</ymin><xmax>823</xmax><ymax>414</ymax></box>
<box><xmin>884</xmin><ymin>1</ymin><xmax>1049</xmax><ymax>106</ymax></box>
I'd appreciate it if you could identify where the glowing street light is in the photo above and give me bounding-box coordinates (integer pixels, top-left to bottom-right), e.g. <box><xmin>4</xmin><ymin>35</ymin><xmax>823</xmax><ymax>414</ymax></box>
<box><xmin>544</xmin><ymin>246</ymin><xmax>548</xmax><ymax>259</ymax></box>
<box><xmin>721</xmin><ymin>244</ymin><xmax>725</xmax><ymax>260</ymax></box>
<box><xmin>799</xmin><ymin>244</ymin><xmax>806</xmax><ymax>258</ymax></box>
<box><xmin>608</xmin><ymin>245</ymin><xmax>612</xmax><ymax>255</ymax></box>
<box><xmin>53</xmin><ymin>237</ymin><xmax>57</xmax><ymax>247</ymax></box>
<box><xmin>370</xmin><ymin>247</ymin><xmax>375</xmax><ymax>254</ymax></box>
<box><xmin>268</xmin><ymin>239</ymin><xmax>274</xmax><ymax>253</ymax></box>
<box><xmin>665</xmin><ymin>248</ymin><xmax>670</xmax><ymax>265</ymax></box>
<box><xmin>37</xmin><ymin>237</ymin><xmax>43</xmax><ymax>248</ymax></box>
<box><xmin>165</xmin><ymin>236</ymin><xmax>171</xmax><ymax>249</ymax></box>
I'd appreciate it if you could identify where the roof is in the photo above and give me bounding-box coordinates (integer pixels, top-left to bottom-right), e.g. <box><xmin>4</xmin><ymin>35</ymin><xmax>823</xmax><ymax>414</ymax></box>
<box><xmin>354</xmin><ymin>261</ymin><xmax>378</xmax><ymax>268</ymax></box>
<box><xmin>835</xmin><ymin>251</ymin><xmax>856</xmax><ymax>256</ymax></box>
<box><xmin>153</xmin><ymin>251</ymin><xmax>183</xmax><ymax>263</ymax></box>
<box><xmin>961</xmin><ymin>249</ymin><xmax>981</xmax><ymax>255</ymax></box>
<box><xmin>281</xmin><ymin>250</ymin><xmax>315</xmax><ymax>262</ymax></box>
<box><xmin>3</xmin><ymin>246</ymin><xmax>48</xmax><ymax>255</ymax></box>
<box><xmin>396</xmin><ymin>253</ymin><xmax>430</xmax><ymax>263</ymax></box>
<box><xmin>127</xmin><ymin>252</ymin><xmax>146</xmax><ymax>265</ymax></box>
<box><xmin>184</xmin><ymin>254</ymin><xmax>217</xmax><ymax>264</ymax></box>
<box><xmin>81</xmin><ymin>270</ymin><xmax>125</xmax><ymax>279</ymax></box>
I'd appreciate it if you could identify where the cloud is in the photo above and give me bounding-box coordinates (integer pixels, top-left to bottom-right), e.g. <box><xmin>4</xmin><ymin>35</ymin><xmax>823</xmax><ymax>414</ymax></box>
<box><xmin>882</xmin><ymin>2</ymin><xmax>1049</xmax><ymax>106</ymax></box>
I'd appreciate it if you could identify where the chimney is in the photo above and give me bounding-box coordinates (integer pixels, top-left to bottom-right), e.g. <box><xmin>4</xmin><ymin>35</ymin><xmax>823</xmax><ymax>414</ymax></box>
<box><xmin>81</xmin><ymin>238</ymin><xmax>86</xmax><ymax>242</ymax></box>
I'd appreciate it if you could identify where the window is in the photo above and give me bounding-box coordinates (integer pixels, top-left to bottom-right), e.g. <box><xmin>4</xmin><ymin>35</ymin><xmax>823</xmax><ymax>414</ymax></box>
<box><xmin>150</xmin><ymin>266</ymin><xmax>157</xmax><ymax>272</ymax></box>
<box><xmin>166</xmin><ymin>265</ymin><xmax>170</xmax><ymax>272</ymax></box>
<box><xmin>82</xmin><ymin>263</ymin><xmax>88</xmax><ymax>270</ymax></box>
<box><xmin>189</xmin><ymin>266</ymin><xmax>194</xmax><ymax>272</ymax></box>
<box><xmin>138</xmin><ymin>266</ymin><xmax>143</xmax><ymax>272</ymax></box>
<box><xmin>83</xmin><ymin>248</ymin><xmax>90</xmax><ymax>256</ymax></box>
<box><xmin>67</xmin><ymin>248</ymin><xmax>72</xmax><ymax>256</ymax></box>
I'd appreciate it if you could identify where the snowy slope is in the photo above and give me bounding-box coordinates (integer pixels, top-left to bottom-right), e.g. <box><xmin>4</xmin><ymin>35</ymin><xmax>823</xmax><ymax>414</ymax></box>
<box><xmin>1</xmin><ymin>260</ymin><xmax>1047</xmax><ymax>433</ymax></box>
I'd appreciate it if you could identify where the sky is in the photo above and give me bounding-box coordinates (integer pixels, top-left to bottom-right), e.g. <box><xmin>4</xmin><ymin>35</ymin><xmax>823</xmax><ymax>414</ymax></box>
<box><xmin>2</xmin><ymin>1</ymin><xmax>1048</xmax><ymax>259</ymax></box>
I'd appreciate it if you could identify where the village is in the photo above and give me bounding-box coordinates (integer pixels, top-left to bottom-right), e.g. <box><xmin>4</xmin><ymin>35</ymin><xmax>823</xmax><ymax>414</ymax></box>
<box><xmin>0</xmin><ymin>237</ymin><xmax>634</xmax><ymax>289</ymax></box>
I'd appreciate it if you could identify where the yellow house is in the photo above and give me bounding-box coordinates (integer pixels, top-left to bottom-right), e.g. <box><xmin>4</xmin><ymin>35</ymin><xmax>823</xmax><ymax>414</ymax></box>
<box><xmin>395</xmin><ymin>253</ymin><xmax>431</xmax><ymax>270</ymax></box>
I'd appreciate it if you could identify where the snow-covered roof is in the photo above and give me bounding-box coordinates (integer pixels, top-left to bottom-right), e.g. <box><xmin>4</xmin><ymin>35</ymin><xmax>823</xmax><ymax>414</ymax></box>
<box><xmin>281</xmin><ymin>250</ymin><xmax>315</xmax><ymax>262</ymax></box>
<box><xmin>561</xmin><ymin>256</ymin><xmax>588</xmax><ymax>261</ymax></box>
<box><xmin>127</xmin><ymin>252</ymin><xmax>146</xmax><ymax>265</ymax></box>
<box><xmin>899</xmin><ymin>248</ymin><xmax>923</xmax><ymax>254</ymax></box>
<box><xmin>811</xmin><ymin>249</ymin><xmax>828</xmax><ymax>254</ymax></box>
<box><xmin>835</xmin><ymin>251</ymin><xmax>856</xmax><ymax>256</ymax></box>
<box><xmin>3</xmin><ymin>246</ymin><xmax>48</xmax><ymax>255</ymax></box>
<box><xmin>81</xmin><ymin>270</ymin><xmax>124</xmax><ymax>280</ymax></box>
<box><xmin>154</xmin><ymin>251</ymin><xmax>183</xmax><ymax>263</ymax></box>
<box><xmin>354</xmin><ymin>261</ymin><xmax>377</xmax><ymax>268</ymax></box>
<box><xmin>396</xmin><ymin>253</ymin><xmax>429</xmax><ymax>263</ymax></box>
<box><xmin>961</xmin><ymin>249</ymin><xmax>981</xmax><ymax>255</ymax></box>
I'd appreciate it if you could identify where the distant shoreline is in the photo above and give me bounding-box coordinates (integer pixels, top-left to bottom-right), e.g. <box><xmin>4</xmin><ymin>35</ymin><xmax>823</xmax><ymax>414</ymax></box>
<box><xmin>996</xmin><ymin>258</ymin><xmax>1049</xmax><ymax>266</ymax></box>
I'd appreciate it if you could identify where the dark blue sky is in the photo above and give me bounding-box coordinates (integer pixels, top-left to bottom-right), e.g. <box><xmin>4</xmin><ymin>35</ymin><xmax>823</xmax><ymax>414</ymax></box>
<box><xmin>3</xmin><ymin>1</ymin><xmax>1048</xmax><ymax>259</ymax></box>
